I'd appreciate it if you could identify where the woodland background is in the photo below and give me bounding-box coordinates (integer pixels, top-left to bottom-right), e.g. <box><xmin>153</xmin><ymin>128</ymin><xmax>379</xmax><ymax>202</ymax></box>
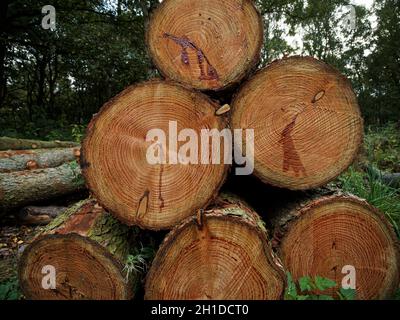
<box><xmin>0</xmin><ymin>0</ymin><xmax>399</xmax><ymax>140</ymax></box>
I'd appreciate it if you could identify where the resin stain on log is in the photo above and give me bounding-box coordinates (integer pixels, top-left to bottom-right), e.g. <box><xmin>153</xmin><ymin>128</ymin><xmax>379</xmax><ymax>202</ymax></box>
<box><xmin>158</xmin><ymin>163</ymin><xmax>164</xmax><ymax>211</ymax></box>
<box><xmin>136</xmin><ymin>190</ymin><xmax>150</xmax><ymax>219</ymax></box>
<box><xmin>163</xmin><ymin>33</ymin><xmax>219</xmax><ymax>81</ymax></box>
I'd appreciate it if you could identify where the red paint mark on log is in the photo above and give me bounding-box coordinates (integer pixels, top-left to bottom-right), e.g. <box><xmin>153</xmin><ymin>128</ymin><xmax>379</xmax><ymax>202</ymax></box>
<box><xmin>163</xmin><ymin>33</ymin><xmax>219</xmax><ymax>81</ymax></box>
<box><xmin>279</xmin><ymin>114</ymin><xmax>306</xmax><ymax>177</ymax></box>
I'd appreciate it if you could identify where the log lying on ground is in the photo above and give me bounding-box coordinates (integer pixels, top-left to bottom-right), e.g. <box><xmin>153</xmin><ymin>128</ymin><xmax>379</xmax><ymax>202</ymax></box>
<box><xmin>81</xmin><ymin>80</ymin><xmax>229</xmax><ymax>230</ymax></box>
<box><xmin>0</xmin><ymin>137</ymin><xmax>79</xmax><ymax>151</ymax></box>
<box><xmin>146</xmin><ymin>0</ymin><xmax>263</xmax><ymax>91</ymax></box>
<box><xmin>15</xmin><ymin>205</ymin><xmax>67</xmax><ymax>225</ymax></box>
<box><xmin>18</xmin><ymin>199</ymin><xmax>140</xmax><ymax>300</ymax></box>
<box><xmin>145</xmin><ymin>194</ymin><xmax>285</xmax><ymax>300</ymax></box>
<box><xmin>232</xmin><ymin>56</ymin><xmax>364</xmax><ymax>190</ymax></box>
<box><xmin>0</xmin><ymin>147</ymin><xmax>80</xmax><ymax>173</ymax></box>
<box><xmin>0</xmin><ymin>161</ymin><xmax>84</xmax><ymax>213</ymax></box>
<box><xmin>272</xmin><ymin>191</ymin><xmax>400</xmax><ymax>300</ymax></box>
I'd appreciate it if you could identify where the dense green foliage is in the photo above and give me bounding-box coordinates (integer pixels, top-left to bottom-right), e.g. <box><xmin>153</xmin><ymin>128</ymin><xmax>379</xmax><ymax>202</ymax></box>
<box><xmin>284</xmin><ymin>272</ymin><xmax>356</xmax><ymax>300</ymax></box>
<box><xmin>0</xmin><ymin>0</ymin><xmax>399</xmax><ymax>139</ymax></box>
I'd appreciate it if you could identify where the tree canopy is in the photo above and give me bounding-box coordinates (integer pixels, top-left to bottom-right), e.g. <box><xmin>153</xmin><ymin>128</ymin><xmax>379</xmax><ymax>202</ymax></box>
<box><xmin>0</xmin><ymin>0</ymin><xmax>399</xmax><ymax>140</ymax></box>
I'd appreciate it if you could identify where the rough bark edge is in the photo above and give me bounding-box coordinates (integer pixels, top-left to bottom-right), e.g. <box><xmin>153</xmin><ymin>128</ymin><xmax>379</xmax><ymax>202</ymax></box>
<box><xmin>144</xmin><ymin>0</ymin><xmax>264</xmax><ymax>92</ymax></box>
<box><xmin>231</xmin><ymin>55</ymin><xmax>365</xmax><ymax>190</ymax></box>
<box><xmin>81</xmin><ymin>79</ymin><xmax>231</xmax><ymax>230</ymax></box>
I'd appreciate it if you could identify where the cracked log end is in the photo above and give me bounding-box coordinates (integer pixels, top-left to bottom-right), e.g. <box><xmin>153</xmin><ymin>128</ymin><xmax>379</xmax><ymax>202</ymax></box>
<box><xmin>81</xmin><ymin>80</ymin><xmax>228</xmax><ymax>230</ymax></box>
<box><xmin>145</xmin><ymin>194</ymin><xmax>285</xmax><ymax>300</ymax></box>
<box><xmin>146</xmin><ymin>0</ymin><xmax>263</xmax><ymax>91</ymax></box>
<box><xmin>232</xmin><ymin>56</ymin><xmax>364</xmax><ymax>190</ymax></box>
<box><xmin>277</xmin><ymin>195</ymin><xmax>400</xmax><ymax>300</ymax></box>
<box><xmin>18</xmin><ymin>200</ymin><xmax>134</xmax><ymax>300</ymax></box>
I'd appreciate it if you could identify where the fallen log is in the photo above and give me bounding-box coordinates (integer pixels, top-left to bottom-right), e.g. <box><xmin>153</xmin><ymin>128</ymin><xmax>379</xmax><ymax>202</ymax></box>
<box><xmin>0</xmin><ymin>137</ymin><xmax>79</xmax><ymax>151</ymax></box>
<box><xmin>0</xmin><ymin>161</ymin><xmax>84</xmax><ymax>214</ymax></box>
<box><xmin>18</xmin><ymin>200</ymin><xmax>142</xmax><ymax>300</ymax></box>
<box><xmin>272</xmin><ymin>191</ymin><xmax>400</xmax><ymax>300</ymax></box>
<box><xmin>15</xmin><ymin>205</ymin><xmax>67</xmax><ymax>226</ymax></box>
<box><xmin>146</xmin><ymin>0</ymin><xmax>263</xmax><ymax>91</ymax></box>
<box><xmin>0</xmin><ymin>147</ymin><xmax>80</xmax><ymax>173</ymax></box>
<box><xmin>145</xmin><ymin>193</ymin><xmax>285</xmax><ymax>300</ymax></box>
<box><xmin>81</xmin><ymin>80</ymin><xmax>229</xmax><ymax>230</ymax></box>
<box><xmin>231</xmin><ymin>56</ymin><xmax>364</xmax><ymax>190</ymax></box>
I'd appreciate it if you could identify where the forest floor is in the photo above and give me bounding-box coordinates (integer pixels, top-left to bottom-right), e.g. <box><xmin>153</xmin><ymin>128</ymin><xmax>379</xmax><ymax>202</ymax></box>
<box><xmin>0</xmin><ymin>123</ymin><xmax>399</xmax><ymax>300</ymax></box>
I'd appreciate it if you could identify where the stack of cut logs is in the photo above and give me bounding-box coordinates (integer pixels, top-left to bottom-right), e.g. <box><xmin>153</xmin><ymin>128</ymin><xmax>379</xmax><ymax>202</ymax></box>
<box><xmin>13</xmin><ymin>0</ymin><xmax>399</xmax><ymax>300</ymax></box>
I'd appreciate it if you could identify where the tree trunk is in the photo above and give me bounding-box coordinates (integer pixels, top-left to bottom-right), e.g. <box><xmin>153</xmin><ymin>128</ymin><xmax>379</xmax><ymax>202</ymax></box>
<box><xmin>0</xmin><ymin>147</ymin><xmax>80</xmax><ymax>172</ymax></box>
<box><xmin>145</xmin><ymin>193</ymin><xmax>285</xmax><ymax>300</ymax></box>
<box><xmin>81</xmin><ymin>80</ymin><xmax>229</xmax><ymax>230</ymax></box>
<box><xmin>0</xmin><ymin>137</ymin><xmax>79</xmax><ymax>151</ymax></box>
<box><xmin>231</xmin><ymin>56</ymin><xmax>364</xmax><ymax>190</ymax></box>
<box><xmin>146</xmin><ymin>0</ymin><xmax>263</xmax><ymax>91</ymax></box>
<box><xmin>18</xmin><ymin>199</ymin><xmax>141</xmax><ymax>300</ymax></box>
<box><xmin>271</xmin><ymin>190</ymin><xmax>400</xmax><ymax>300</ymax></box>
<box><xmin>0</xmin><ymin>161</ymin><xmax>84</xmax><ymax>213</ymax></box>
<box><xmin>15</xmin><ymin>205</ymin><xmax>67</xmax><ymax>225</ymax></box>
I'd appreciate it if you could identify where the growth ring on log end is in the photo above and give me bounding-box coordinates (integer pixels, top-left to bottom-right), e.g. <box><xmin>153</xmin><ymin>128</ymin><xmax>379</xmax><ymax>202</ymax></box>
<box><xmin>146</xmin><ymin>0</ymin><xmax>263</xmax><ymax>91</ymax></box>
<box><xmin>81</xmin><ymin>80</ymin><xmax>229</xmax><ymax>230</ymax></box>
<box><xmin>145</xmin><ymin>195</ymin><xmax>285</xmax><ymax>300</ymax></box>
<box><xmin>232</xmin><ymin>56</ymin><xmax>364</xmax><ymax>190</ymax></box>
<box><xmin>276</xmin><ymin>195</ymin><xmax>400</xmax><ymax>300</ymax></box>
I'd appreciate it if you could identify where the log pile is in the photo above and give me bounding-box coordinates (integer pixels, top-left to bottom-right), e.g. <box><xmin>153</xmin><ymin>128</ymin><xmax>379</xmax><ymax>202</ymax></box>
<box><xmin>16</xmin><ymin>0</ymin><xmax>399</xmax><ymax>300</ymax></box>
<box><xmin>0</xmin><ymin>143</ymin><xmax>83</xmax><ymax>215</ymax></box>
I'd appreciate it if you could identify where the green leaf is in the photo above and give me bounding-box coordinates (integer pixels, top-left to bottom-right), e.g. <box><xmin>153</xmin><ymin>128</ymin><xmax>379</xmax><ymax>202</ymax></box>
<box><xmin>314</xmin><ymin>276</ymin><xmax>337</xmax><ymax>291</ymax></box>
<box><xmin>284</xmin><ymin>272</ymin><xmax>298</xmax><ymax>300</ymax></box>
<box><xmin>299</xmin><ymin>276</ymin><xmax>314</xmax><ymax>292</ymax></box>
<box><xmin>338</xmin><ymin>288</ymin><xmax>356</xmax><ymax>300</ymax></box>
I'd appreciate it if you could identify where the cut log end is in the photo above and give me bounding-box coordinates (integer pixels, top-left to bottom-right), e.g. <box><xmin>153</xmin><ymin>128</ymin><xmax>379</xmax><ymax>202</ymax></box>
<box><xmin>276</xmin><ymin>195</ymin><xmax>400</xmax><ymax>300</ymax></box>
<box><xmin>145</xmin><ymin>196</ymin><xmax>285</xmax><ymax>300</ymax></box>
<box><xmin>232</xmin><ymin>56</ymin><xmax>364</xmax><ymax>190</ymax></box>
<box><xmin>81</xmin><ymin>80</ymin><xmax>228</xmax><ymax>230</ymax></box>
<box><xmin>146</xmin><ymin>0</ymin><xmax>263</xmax><ymax>91</ymax></box>
<box><xmin>18</xmin><ymin>200</ymin><xmax>136</xmax><ymax>300</ymax></box>
<box><xmin>19</xmin><ymin>234</ymin><xmax>130</xmax><ymax>300</ymax></box>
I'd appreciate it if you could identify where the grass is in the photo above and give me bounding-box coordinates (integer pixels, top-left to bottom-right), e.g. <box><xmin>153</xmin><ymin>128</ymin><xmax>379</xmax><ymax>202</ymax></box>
<box><xmin>337</xmin><ymin>166</ymin><xmax>400</xmax><ymax>236</ymax></box>
<box><xmin>334</xmin><ymin>122</ymin><xmax>400</xmax><ymax>237</ymax></box>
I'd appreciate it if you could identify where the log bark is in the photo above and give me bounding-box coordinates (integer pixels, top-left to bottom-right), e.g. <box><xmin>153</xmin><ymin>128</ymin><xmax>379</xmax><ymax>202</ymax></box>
<box><xmin>0</xmin><ymin>161</ymin><xmax>84</xmax><ymax>213</ymax></box>
<box><xmin>15</xmin><ymin>205</ymin><xmax>67</xmax><ymax>225</ymax></box>
<box><xmin>146</xmin><ymin>0</ymin><xmax>263</xmax><ymax>91</ymax></box>
<box><xmin>232</xmin><ymin>56</ymin><xmax>364</xmax><ymax>190</ymax></box>
<box><xmin>81</xmin><ymin>80</ymin><xmax>229</xmax><ymax>230</ymax></box>
<box><xmin>145</xmin><ymin>193</ymin><xmax>285</xmax><ymax>300</ymax></box>
<box><xmin>271</xmin><ymin>190</ymin><xmax>400</xmax><ymax>300</ymax></box>
<box><xmin>0</xmin><ymin>147</ymin><xmax>80</xmax><ymax>172</ymax></box>
<box><xmin>18</xmin><ymin>199</ymin><xmax>141</xmax><ymax>300</ymax></box>
<box><xmin>0</xmin><ymin>137</ymin><xmax>79</xmax><ymax>151</ymax></box>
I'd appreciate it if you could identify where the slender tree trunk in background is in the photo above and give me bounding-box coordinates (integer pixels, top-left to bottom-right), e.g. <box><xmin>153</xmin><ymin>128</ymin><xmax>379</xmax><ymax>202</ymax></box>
<box><xmin>0</xmin><ymin>1</ymin><xmax>9</xmax><ymax>106</ymax></box>
<box><xmin>36</xmin><ymin>54</ymin><xmax>46</xmax><ymax>112</ymax></box>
